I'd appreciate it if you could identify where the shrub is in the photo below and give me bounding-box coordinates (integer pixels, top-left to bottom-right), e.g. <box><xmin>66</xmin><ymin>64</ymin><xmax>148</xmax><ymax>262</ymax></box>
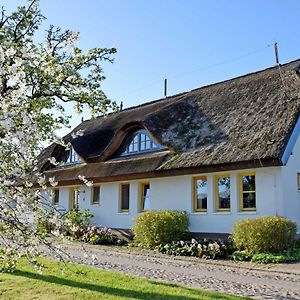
<box><xmin>155</xmin><ymin>238</ymin><xmax>233</xmax><ymax>259</ymax></box>
<box><xmin>251</xmin><ymin>253</ymin><xmax>286</xmax><ymax>264</ymax></box>
<box><xmin>232</xmin><ymin>250</ymin><xmax>252</xmax><ymax>262</ymax></box>
<box><xmin>246</xmin><ymin>249</ymin><xmax>300</xmax><ymax>264</ymax></box>
<box><xmin>133</xmin><ymin>210</ymin><xmax>189</xmax><ymax>249</ymax></box>
<box><xmin>232</xmin><ymin>216</ymin><xmax>297</xmax><ymax>254</ymax></box>
<box><xmin>36</xmin><ymin>209</ymin><xmax>59</xmax><ymax>235</ymax></box>
<box><xmin>63</xmin><ymin>209</ymin><xmax>93</xmax><ymax>239</ymax></box>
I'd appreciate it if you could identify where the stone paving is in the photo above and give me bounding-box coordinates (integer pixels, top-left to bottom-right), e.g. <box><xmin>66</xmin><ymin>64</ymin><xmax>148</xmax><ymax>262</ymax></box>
<box><xmin>57</xmin><ymin>241</ymin><xmax>300</xmax><ymax>300</ymax></box>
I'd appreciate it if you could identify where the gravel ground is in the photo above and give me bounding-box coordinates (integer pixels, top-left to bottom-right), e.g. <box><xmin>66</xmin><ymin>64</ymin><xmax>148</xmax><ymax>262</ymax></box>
<box><xmin>55</xmin><ymin>240</ymin><xmax>300</xmax><ymax>300</ymax></box>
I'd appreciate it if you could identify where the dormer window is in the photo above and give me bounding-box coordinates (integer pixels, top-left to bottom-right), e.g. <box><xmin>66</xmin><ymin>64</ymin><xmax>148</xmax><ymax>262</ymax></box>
<box><xmin>63</xmin><ymin>147</ymin><xmax>81</xmax><ymax>164</ymax></box>
<box><xmin>119</xmin><ymin>129</ymin><xmax>164</xmax><ymax>157</ymax></box>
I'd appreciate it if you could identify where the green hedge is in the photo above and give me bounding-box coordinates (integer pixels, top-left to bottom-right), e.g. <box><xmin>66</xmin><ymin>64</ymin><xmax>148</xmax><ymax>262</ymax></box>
<box><xmin>133</xmin><ymin>210</ymin><xmax>189</xmax><ymax>249</ymax></box>
<box><xmin>232</xmin><ymin>216</ymin><xmax>297</xmax><ymax>254</ymax></box>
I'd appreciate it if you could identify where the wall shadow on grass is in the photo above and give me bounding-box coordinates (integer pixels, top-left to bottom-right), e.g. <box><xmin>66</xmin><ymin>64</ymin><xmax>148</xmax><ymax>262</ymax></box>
<box><xmin>11</xmin><ymin>270</ymin><xmax>237</xmax><ymax>300</ymax></box>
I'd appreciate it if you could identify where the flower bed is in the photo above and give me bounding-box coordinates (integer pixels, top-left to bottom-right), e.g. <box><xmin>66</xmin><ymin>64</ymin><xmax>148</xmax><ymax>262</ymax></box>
<box><xmin>155</xmin><ymin>238</ymin><xmax>234</xmax><ymax>259</ymax></box>
<box><xmin>62</xmin><ymin>209</ymin><xmax>127</xmax><ymax>246</ymax></box>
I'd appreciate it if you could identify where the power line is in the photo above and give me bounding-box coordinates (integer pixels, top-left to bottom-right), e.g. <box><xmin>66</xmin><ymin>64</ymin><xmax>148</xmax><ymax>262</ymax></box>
<box><xmin>116</xmin><ymin>44</ymin><xmax>271</xmax><ymax>100</ymax></box>
<box><xmin>170</xmin><ymin>45</ymin><xmax>271</xmax><ymax>80</ymax></box>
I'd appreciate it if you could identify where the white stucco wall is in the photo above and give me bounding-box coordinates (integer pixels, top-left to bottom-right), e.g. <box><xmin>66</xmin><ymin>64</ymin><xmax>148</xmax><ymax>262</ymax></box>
<box><xmin>44</xmin><ymin>166</ymin><xmax>291</xmax><ymax>234</ymax></box>
<box><xmin>150</xmin><ymin>168</ymin><xmax>281</xmax><ymax>233</ymax></box>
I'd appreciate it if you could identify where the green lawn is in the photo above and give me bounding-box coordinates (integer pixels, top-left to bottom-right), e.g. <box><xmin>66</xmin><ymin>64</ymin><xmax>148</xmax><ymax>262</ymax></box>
<box><xmin>0</xmin><ymin>258</ymin><xmax>247</xmax><ymax>300</ymax></box>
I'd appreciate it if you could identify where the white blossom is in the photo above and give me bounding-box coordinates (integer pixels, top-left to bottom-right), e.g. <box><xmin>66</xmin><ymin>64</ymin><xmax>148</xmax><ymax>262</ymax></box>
<box><xmin>49</xmin><ymin>177</ymin><xmax>58</xmax><ymax>187</ymax></box>
<box><xmin>0</xmin><ymin>0</ymin><xmax>116</xmax><ymax>267</ymax></box>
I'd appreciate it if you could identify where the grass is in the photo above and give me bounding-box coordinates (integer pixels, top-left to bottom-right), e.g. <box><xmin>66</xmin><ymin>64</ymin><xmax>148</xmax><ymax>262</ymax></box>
<box><xmin>0</xmin><ymin>258</ymin><xmax>248</xmax><ymax>300</ymax></box>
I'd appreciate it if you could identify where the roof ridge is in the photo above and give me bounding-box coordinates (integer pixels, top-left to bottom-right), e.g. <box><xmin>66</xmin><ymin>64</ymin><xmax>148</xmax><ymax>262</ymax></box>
<box><xmin>79</xmin><ymin>58</ymin><xmax>300</xmax><ymax>125</ymax></box>
<box><xmin>190</xmin><ymin>58</ymin><xmax>300</xmax><ymax>93</ymax></box>
<box><xmin>111</xmin><ymin>58</ymin><xmax>300</xmax><ymax>115</ymax></box>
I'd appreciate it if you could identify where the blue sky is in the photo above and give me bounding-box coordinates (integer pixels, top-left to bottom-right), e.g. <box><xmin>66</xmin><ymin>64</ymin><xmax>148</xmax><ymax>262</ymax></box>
<box><xmin>3</xmin><ymin>0</ymin><xmax>300</xmax><ymax>134</ymax></box>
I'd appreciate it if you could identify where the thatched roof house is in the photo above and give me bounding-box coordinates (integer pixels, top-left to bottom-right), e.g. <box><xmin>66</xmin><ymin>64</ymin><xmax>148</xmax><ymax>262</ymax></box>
<box><xmin>39</xmin><ymin>59</ymin><xmax>300</xmax><ymax>234</ymax></box>
<box><xmin>40</xmin><ymin>59</ymin><xmax>300</xmax><ymax>184</ymax></box>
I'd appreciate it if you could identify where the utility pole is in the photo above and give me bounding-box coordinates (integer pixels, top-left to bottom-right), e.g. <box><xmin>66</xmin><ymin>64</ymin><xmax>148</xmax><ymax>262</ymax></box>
<box><xmin>274</xmin><ymin>42</ymin><xmax>279</xmax><ymax>65</ymax></box>
<box><xmin>164</xmin><ymin>78</ymin><xmax>167</xmax><ymax>97</ymax></box>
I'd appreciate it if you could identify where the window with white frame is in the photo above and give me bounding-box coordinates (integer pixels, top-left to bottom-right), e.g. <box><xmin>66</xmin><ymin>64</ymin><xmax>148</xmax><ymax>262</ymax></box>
<box><xmin>63</xmin><ymin>147</ymin><xmax>81</xmax><ymax>164</ymax></box>
<box><xmin>119</xmin><ymin>129</ymin><xmax>164</xmax><ymax>156</ymax></box>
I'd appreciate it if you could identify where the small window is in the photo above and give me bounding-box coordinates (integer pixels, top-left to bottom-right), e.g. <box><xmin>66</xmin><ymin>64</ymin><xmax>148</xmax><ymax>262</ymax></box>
<box><xmin>297</xmin><ymin>173</ymin><xmax>300</xmax><ymax>191</ymax></box>
<box><xmin>120</xmin><ymin>129</ymin><xmax>164</xmax><ymax>156</ymax></box>
<box><xmin>53</xmin><ymin>189</ymin><xmax>59</xmax><ymax>205</ymax></box>
<box><xmin>215</xmin><ymin>175</ymin><xmax>230</xmax><ymax>211</ymax></box>
<box><xmin>140</xmin><ymin>183</ymin><xmax>150</xmax><ymax>211</ymax></box>
<box><xmin>120</xmin><ymin>184</ymin><xmax>130</xmax><ymax>212</ymax></box>
<box><xmin>63</xmin><ymin>147</ymin><xmax>81</xmax><ymax>164</ymax></box>
<box><xmin>70</xmin><ymin>187</ymin><xmax>80</xmax><ymax>210</ymax></box>
<box><xmin>193</xmin><ymin>177</ymin><xmax>207</xmax><ymax>212</ymax></box>
<box><xmin>240</xmin><ymin>173</ymin><xmax>256</xmax><ymax>211</ymax></box>
<box><xmin>92</xmin><ymin>186</ymin><xmax>100</xmax><ymax>205</ymax></box>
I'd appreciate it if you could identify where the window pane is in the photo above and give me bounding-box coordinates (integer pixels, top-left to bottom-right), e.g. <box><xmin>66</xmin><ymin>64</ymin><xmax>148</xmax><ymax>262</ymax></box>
<box><xmin>218</xmin><ymin>177</ymin><xmax>230</xmax><ymax>193</ymax></box>
<box><xmin>74</xmin><ymin>189</ymin><xmax>79</xmax><ymax>209</ymax></box>
<box><xmin>195</xmin><ymin>178</ymin><xmax>207</xmax><ymax>210</ymax></box>
<box><xmin>243</xmin><ymin>192</ymin><xmax>256</xmax><ymax>209</ymax></box>
<box><xmin>141</xmin><ymin>183</ymin><xmax>150</xmax><ymax>210</ymax></box>
<box><xmin>140</xmin><ymin>141</ymin><xmax>146</xmax><ymax>150</ymax></box>
<box><xmin>197</xmin><ymin>196</ymin><xmax>207</xmax><ymax>210</ymax></box>
<box><xmin>133</xmin><ymin>141</ymin><xmax>139</xmax><ymax>152</ymax></box>
<box><xmin>128</xmin><ymin>142</ymin><xmax>134</xmax><ymax>152</ymax></box>
<box><xmin>121</xmin><ymin>184</ymin><xmax>130</xmax><ymax>210</ymax></box>
<box><xmin>219</xmin><ymin>193</ymin><xmax>230</xmax><ymax>209</ymax></box>
<box><xmin>144</xmin><ymin>140</ymin><xmax>151</xmax><ymax>149</ymax></box>
<box><xmin>140</xmin><ymin>134</ymin><xmax>147</xmax><ymax>143</ymax></box>
<box><xmin>53</xmin><ymin>189</ymin><xmax>59</xmax><ymax>205</ymax></box>
<box><xmin>242</xmin><ymin>175</ymin><xmax>255</xmax><ymax>191</ymax></box>
<box><xmin>217</xmin><ymin>176</ymin><xmax>230</xmax><ymax>210</ymax></box>
<box><xmin>93</xmin><ymin>186</ymin><xmax>100</xmax><ymax>204</ymax></box>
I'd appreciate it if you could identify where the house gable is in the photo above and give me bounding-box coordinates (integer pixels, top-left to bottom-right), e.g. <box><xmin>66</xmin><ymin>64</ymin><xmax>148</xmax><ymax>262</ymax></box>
<box><xmin>281</xmin><ymin>114</ymin><xmax>300</xmax><ymax>165</ymax></box>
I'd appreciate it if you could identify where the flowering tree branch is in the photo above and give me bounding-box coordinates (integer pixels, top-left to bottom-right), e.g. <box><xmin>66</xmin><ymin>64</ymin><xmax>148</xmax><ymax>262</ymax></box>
<box><xmin>0</xmin><ymin>0</ymin><xmax>116</xmax><ymax>267</ymax></box>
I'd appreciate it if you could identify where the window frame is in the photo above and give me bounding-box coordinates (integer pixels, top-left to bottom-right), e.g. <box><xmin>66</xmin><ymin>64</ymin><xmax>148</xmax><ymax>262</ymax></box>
<box><xmin>91</xmin><ymin>185</ymin><xmax>101</xmax><ymax>205</ymax></box>
<box><xmin>53</xmin><ymin>189</ymin><xmax>59</xmax><ymax>206</ymax></box>
<box><xmin>140</xmin><ymin>182</ymin><xmax>150</xmax><ymax>212</ymax></box>
<box><xmin>69</xmin><ymin>186</ymin><xmax>80</xmax><ymax>210</ymax></box>
<box><xmin>64</xmin><ymin>147</ymin><xmax>81</xmax><ymax>165</ymax></box>
<box><xmin>120</xmin><ymin>183</ymin><xmax>130</xmax><ymax>212</ymax></box>
<box><xmin>193</xmin><ymin>176</ymin><xmax>208</xmax><ymax>212</ymax></box>
<box><xmin>120</xmin><ymin>129</ymin><xmax>164</xmax><ymax>157</ymax></box>
<box><xmin>239</xmin><ymin>172</ymin><xmax>256</xmax><ymax>211</ymax></box>
<box><xmin>214</xmin><ymin>174</ymin><xmax>231</xmax><ymax>212</ymax></box>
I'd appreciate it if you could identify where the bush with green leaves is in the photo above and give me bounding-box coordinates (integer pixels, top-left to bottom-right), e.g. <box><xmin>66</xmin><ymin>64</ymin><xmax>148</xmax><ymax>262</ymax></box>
<box><xmin>231</xmin><ymin>250</ymin><xmax>252</xmax><ymax>262</ymax></box>
<box><xmin>232</xmin><ymin>248</ymin><xmax>300</xmax><ymax>264</ymax></box>
<box><xmin>232</xmin><ymin>216</ymin><xmax>297</xmax><ymax>254</ymax></box>
<box><xmin>36</xmin><ymin>208</ymin><xmax>59</xmax><ymax>235</ymax></box>
<box><xmin>63</xmin><ymin>209</ymin><xmax>93</xmax><ymax>239</ymax></box>
<box><xmin>133</xmin><ymin>210</ymin><xmax>189</xmax><ymax>249</ymax></box>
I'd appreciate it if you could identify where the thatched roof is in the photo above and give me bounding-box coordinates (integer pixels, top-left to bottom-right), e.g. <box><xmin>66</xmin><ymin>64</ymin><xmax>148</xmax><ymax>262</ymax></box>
<box><xmin>39</xmin><ymin>59</ymin><xmax>300</xmax><ymax>184</ymax></box>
